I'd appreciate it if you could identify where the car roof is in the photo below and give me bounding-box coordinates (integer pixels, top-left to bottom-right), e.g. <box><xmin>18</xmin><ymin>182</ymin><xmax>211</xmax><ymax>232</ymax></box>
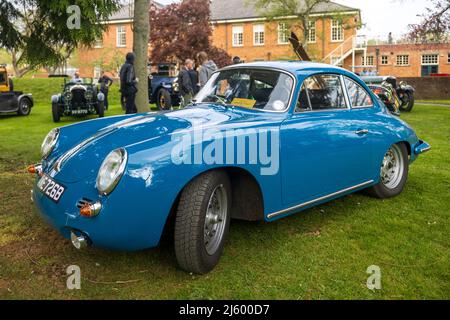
<box><xmin>224</xmin><ymin>61</ymin><xmax>352</xmax><ymax>75</ymax></box>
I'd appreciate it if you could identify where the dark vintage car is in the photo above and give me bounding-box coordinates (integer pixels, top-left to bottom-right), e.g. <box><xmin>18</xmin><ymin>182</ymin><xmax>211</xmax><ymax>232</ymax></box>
<box><xmin>0</xmin><ymin>65</ymin><xmax>34</xmax><ymax>116</ymax></box>
<box><xmin>148</xmin><ymin>63</ymin><xmax>181</xmax><ymax>110</ymax></box>
<box><xmin>361</xmin><ymin>76</ymin><xmax>415</xmax><ymax>112</ymax></box>
<box><xmin>51</xmin><ymin>78</ymin><xmax>105</xmax><ymax>123</ymax></box>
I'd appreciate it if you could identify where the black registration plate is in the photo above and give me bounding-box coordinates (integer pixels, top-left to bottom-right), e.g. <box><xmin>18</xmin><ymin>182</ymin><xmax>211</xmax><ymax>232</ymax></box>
<box><xmin>37</xmin><ymin>174</ymin><xmax>66</xmax><ymax>203</ymax></box>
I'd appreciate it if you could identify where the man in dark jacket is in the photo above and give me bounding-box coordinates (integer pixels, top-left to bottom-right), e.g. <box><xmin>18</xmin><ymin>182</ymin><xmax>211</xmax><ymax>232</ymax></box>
<box><xmin>119</xmin><ymin>52</ymin><xmax>138</xmax><ymax>114</ymax></box>
<box><xmin>98</xmin><ymin>71</ymin><xmax>113</xmax><ymax>110</ymax></box>
<box><xmin>179</xmin><ymin>59</ymin><xmax>196</xmax><ymax>107</ymax></box>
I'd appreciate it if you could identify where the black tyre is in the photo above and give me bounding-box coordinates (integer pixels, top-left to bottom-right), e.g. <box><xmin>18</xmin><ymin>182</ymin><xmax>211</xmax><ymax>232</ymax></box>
<box><xmin>399</xmin><ymin>92</ymin><xmax>414</xmax><ymax>112</ymax></box>
<box><xmin>156</xmin><ymin>89</ymin><xmax>172</xmax><ymax>111</ymax></box>
<box><xmin>17</xmin><ymin>98</ymin><xmax>31</xmax><ymax>116</ymax></box>
<box><xmin>8</xmin><ymin>78</ymin><xmax>14</xmax><ymax>92</ymax></box>
<box><xmin>52</xmin><ymin>102</ymin><xmax>61</xmax><ymax>123</ymax></box>
<box><xmin>174</xmin><ymin>171</ymin><xmax>232</xmax><ymax>274</ymax></box>
<box><xmin>368</xmin><ymin>143</ymin><xmax>409</xmax><ymax>199</ymax></box>
<box><xmin>98</xmin><ymin>101</ymin><xmax>105</xmax><ymax>118</ymax></box>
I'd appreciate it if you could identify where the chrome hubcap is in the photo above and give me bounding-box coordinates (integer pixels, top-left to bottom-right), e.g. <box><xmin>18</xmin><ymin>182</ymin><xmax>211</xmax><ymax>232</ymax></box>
<box><xmin>381</xmin><ymin>145</ymin><xmax>404</xmax><ymax>189</ymax></box>
<box><xmin>204</xmin><ymin>185</ymin><xmax>227</xmax><ymax>256</ymax></box>
<box><xmin>21</xmin><ymin>102</ymin><xmax>29</xmax><ymax>112</ymax></box>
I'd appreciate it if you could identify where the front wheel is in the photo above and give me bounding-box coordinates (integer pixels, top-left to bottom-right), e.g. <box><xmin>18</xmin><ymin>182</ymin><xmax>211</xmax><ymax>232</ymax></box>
<box><xmin>399</xmin><ymin>92</ymin><xmax>414</xmax><ymax>112</ymax></box>
<box><xmin>52</xmin><ymin>102</ymin><xmax>61</xmax><ymax>123</ymax></box>
<box><xmin>97</xmin><ymin>101</ymin><xmax>105</xmax><ymax>118</ymax></box>
<box><xmin>368</xmin><ymin>143</ymin><xmax>409</xmax><ymax>199</ymax></box>
<box><xmin>174</xmin><ymin>171</ymin><xmax>232</xmax><ymax>274</ymax></box>
<box><xmin>156</xmin><ymin>89</ymin><xmax>172</xmax><ymax>111</ymax></box>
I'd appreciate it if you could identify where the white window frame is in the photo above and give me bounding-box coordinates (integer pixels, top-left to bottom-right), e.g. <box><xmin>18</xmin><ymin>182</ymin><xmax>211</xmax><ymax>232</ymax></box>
<box><xmin>94</xmin><ymin>36</ymin><xmax>103</xmax><ymax>49</ymax></box>
<box><xmin>307</xmin><ymin>20</ymin><xmax>316</xmax><ymax>43</ymax></box>
<box><xmin>232</xmin><ymin>25</ymin><xmax>244</xmax><ymax>47</ymax></box>
<box><xmin>253</xmin><ymin>24</ymin><xmax>265</xmax><ymax>46</ymax></box>
<box><xmin>331</xmin><ymin>20</ymin><xmax>344</xmax><ymax>42</ymax></box>
<box><xmin>381</xmin><ymin>55</ymin><xmax>389</xmax><ymax>65</ymax></box>
<box><xmin>396</xmin><ymin>55</ymin><xmax>409</xmax><ymax>66</ymax></box>
<box><xmin>362</xmin><ymin>56</ymin><xmax>374</xmax><ymax>67</ymax></box>
<box><xmin>116</xmin><ymin>26</ymin><xmax>127</xmax><ymax>47</ymax></box>
<box><xmin>421</xmin><ymin>54</ymin><xmax>439</xmax><ymax>65</ymax></box>
<box><xmin>93</xmin><ymin>66</ymin><xmax>102</xmax><ymax>79</ymax></box>
<box><xmin>278</xmin><ymin>22</ymin><xmax>289</xmax><ymax>45</ymax></box>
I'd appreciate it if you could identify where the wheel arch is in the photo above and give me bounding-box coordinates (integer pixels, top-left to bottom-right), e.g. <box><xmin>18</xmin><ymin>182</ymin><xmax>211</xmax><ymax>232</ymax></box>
<box><xmin>160</xmin><ymin>166</ymin><xmax>265</xmax><ymax>241</ymax></box>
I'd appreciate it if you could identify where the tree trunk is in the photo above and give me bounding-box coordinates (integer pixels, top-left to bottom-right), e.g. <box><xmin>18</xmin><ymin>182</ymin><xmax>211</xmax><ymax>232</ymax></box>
<box><xmin>133</xmin><ymin>0</ymin><xmax>150</xmax><ymax>113</ymax></box>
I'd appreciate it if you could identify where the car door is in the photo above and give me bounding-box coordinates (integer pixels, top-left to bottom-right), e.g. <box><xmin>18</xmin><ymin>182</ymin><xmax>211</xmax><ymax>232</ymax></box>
<box><xmin>0</xmin><ymin>92</ymin><xmax>16</xmax><ymax>111</ymax></box>
<box><xmin>280</xmin><ymin>73</ymin><xmax>374</xmax><ymax>208</ymax></box>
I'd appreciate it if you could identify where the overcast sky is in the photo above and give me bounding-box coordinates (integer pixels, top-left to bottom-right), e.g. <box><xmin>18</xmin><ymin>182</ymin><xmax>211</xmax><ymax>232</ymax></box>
<box><xmin>156</xmin><ymin>0</ymin><xmax>430</xmax><ymax>40</ymax></box>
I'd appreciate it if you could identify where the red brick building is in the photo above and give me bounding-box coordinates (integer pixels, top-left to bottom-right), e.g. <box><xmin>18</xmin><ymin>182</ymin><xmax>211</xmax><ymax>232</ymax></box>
<box><xmin>77</xmin><ymin>0</ymin><xmax>365</xmax><ymax>77</ymax></box>
<box><xmin>361</xmin><ymin>43</ymin><xmax>450</xmax><ymax>77</ymax></box>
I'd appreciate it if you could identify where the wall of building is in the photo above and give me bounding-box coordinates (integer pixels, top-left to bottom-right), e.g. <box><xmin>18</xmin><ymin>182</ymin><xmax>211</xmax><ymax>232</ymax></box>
<box><xmin>211</xmin><ymin>15</ymin><xmax>359</xmax><ymax>63</ymax></box>
<box><xmin>399</xmin><ymin>77</ymin><xmax>450</xmax><ymax>100</ymax></box>
<box><xmin>77</xmin><ymin>22</ymin><xmax>134</xmax><ymax>78</ymax></box>
<box><xmin>363</xmin><ymin>43</ymin><xmax>450</xmax><ymax>77</ymax></box>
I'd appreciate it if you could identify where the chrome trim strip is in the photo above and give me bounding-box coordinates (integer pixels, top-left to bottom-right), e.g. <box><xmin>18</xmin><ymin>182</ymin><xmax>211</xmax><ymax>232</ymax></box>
<box><xmin>267</xmin><ymin>180</ymin><xmax>375</xmax><ymax>219</ymax></box>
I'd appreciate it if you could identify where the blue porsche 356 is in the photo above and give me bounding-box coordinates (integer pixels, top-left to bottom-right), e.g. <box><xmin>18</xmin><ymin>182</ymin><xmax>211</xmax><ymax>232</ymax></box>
<box><xmin>30</xmin><ymin>62</ymin><xmax>430</xmax><ymax>274</ymax></box>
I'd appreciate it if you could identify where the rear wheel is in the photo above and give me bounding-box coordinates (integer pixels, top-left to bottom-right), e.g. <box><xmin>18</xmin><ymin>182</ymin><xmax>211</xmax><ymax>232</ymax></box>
<box><xmin>156</xmin><ymin>89</ymin><xmax>172</xmax><ymax>111</ymax></box>
<box><xmin>174</xmin><ymin>171</ymin><xmax>232</xmax><ymax>274</ymax></box>
<box><xmin>399</xmin><ymin>92</ymin><xmax>414</xmax><ymax>112</ymax></box>
<box><xmin>52</xmin><ymin>102</ymin><xmax>61</xmax><ymax>123</ymax></box>
<box><xmin>368</xmin><ymin>143</ymin><xmax>409</xmax><ymax>199</ymax></box>
<box><xmin>17</xmin><ymin>98</ymin><xmax>31</xmax><ymax>116</ymax></box>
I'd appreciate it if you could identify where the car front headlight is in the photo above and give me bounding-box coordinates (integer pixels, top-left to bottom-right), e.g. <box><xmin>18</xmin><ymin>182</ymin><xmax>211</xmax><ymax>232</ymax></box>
<box><xmin>96</xmin><ymin>148</ymin><xmax>128</xmax><ymax>196</ymax></box>
<box><xmin>85</xmin><ymin>90</ymin><xmax>93</xmax><ymax>100</ymax></box>
<box><xmin>41</xmin><ymin>128</ymin><xmax>60</xmax><ymax>159</ymax></box>
<box><xmin>172</xmin><ymin>79</ymin><xmax>179</xmax><ymax>92</ymax></box>
<box><xmin>64</xmin><ymin>91</ymin><xmax>72</xmax><ymax>101</ymax></box>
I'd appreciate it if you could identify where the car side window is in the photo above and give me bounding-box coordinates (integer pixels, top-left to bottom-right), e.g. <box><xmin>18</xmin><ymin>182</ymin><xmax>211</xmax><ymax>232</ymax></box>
<box><xmin>296</xmin><ymin>74</ymin><xmax>347</xmax><ymax>112</ymax></box>
<box><xmin>344</xmin><ymin>77</ymin><xmax>373</xmax><ymax>108</ymax></box>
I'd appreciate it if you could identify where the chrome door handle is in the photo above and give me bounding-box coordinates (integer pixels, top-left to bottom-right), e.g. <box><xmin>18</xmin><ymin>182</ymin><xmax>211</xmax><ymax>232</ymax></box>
<box><xmin>355</xmin><ymin>129</ymin><xmax>369</xmax><ymax>135</ymax></box>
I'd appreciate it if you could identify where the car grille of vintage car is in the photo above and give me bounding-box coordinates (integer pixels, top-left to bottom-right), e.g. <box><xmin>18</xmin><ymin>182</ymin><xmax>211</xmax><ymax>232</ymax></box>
<box><xmin>71</xmin><ymin>89</ymin><xmax>87</xmax><ymax>108</ymax></box>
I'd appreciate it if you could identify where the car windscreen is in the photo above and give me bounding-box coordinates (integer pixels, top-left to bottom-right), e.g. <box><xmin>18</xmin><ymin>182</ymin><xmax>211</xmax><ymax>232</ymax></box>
<box><xmin>0</xmin><ymin>72</ymin><xmax>6</xmax><ymax>85</ymax></box>
<box><xmin>195</xmin><ymin>68</ymin><xmax>294</xmax><ymax>112</ymax></box>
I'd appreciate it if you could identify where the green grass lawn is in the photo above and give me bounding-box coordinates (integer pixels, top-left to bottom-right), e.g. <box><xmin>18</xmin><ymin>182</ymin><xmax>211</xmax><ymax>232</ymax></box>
<box><xmin>0</xmin><ymin>99</ymin><xmax>449</xmax><ymax>299</ymax></box>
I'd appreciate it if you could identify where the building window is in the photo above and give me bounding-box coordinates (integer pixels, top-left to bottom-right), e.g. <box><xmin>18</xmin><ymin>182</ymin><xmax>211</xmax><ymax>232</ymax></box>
<box><xmin>396</xmin><ymin>55</ymin><xmax>409</xmax><ymax>66</ymax></box>
<box><xmin>331</xmin><ymin>20</ymin><xmax>344</xmax><ymax>42</ymax></box>
<box><xmin>362</xmin><ymin>56</ymin><xmax>374</xmax><ymax>66</ymax></box>
<box><xmin>307</xmin><ymin>20</ymin><xmax>316</xmax><ymax>43</ymax></box>
<box><xmin>421</xmin><ymin>54</ymin><xmax>439</xmax><ymax>65</ymax></box>
<box><xmin>448</xmin><ymin>53</ymin><xmax>450</xmax><ymax>63</ymax></box>
<box><xmin>116</xmin><ymin>26</ymin><xmax>127</xmax><ymax>47</ymax></box>
<box><xmin>278</xmin><ymin>23</ymin><xmax>289</xmax><ymax>44</ymax></box>
<box><xmin>94</xmin><ymin>36</ymin><xmax>103</xmax><ymax>49</ymax></box>
<box><xmin>232</xmin><ymin>26</ymin><xmax>244</xmax><ymax>47</ymax></box>
<box><xmin>94</xmin><ymin>66</ymin><xmax>102</xmax><ymax>79</ymax></box>
<box><xmin>381</xmin><ymin>55</ymin><xmax>389</xmax><ymax>65</ymax></box>
<box><xmin>253</xmin><ymin>24</ymin><xmax>265</xmax><ymax>46</ymax></box>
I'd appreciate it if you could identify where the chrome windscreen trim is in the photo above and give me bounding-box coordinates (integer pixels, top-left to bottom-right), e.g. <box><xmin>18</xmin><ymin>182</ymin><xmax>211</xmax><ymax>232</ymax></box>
<box><xmin>267</xmin><ymin>180</ymin><xmax>375</xmax><ymax>219</ymax></box>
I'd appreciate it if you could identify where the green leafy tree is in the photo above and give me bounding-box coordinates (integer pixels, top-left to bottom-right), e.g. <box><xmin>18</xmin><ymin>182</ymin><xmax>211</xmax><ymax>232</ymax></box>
<box><xmin>0</xmin><ymin>0</ymin><xmax>121</xmax><ymax>77</ymax></box>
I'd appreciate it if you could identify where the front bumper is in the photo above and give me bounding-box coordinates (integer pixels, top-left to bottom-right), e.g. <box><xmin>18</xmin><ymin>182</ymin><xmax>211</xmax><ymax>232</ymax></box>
<box><xmin>31</xmin><ymin>175</ymin><xmax>168</xmax><ymax>251</ymax></box>
<box><xmin>414</xmin><ymin>140</ymin><xmax>431</xmax><ymax>155</ymax></box>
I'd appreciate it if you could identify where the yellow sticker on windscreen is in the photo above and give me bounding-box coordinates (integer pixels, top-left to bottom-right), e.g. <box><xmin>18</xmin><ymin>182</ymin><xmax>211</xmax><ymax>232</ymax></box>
<box><xmin>231</xmin><ymin>98</ymin><xmax>257</xmax><ymax>109</ymax></box>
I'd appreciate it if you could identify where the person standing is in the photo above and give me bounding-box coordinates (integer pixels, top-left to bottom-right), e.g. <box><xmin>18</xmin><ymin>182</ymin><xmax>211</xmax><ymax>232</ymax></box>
<box><xmin>119</xmin><ymin>52</ymin><xmax>139</xmax><ymax>114</ymax></box>
<box><xmin>71</xmin><ymin>71</ymin><xmax>83</xmax><ymax>83</ymax></box>
<box><xmin>98</xmin><ymin>71</ymin><xmax>113</xmax><ymax>110</ymax></box>
<box><xmin>197</xmin><ymin>51</ymin><xmax>217</xmax><ymax>88</ymax></box>
<box><xmin>179</xmin><ymin>59</ymin><xmax>196</xmax><ymax>107</ymax></box>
